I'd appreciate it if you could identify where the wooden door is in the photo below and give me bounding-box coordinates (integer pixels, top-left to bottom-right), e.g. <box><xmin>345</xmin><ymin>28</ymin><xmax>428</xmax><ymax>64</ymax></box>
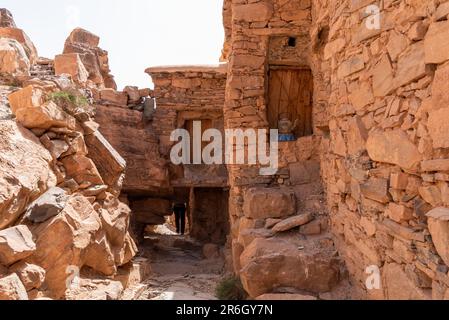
<box><xmin>185</xmin><ymin>119</ymin><xmax>213</xmax><ymax>162</ymax></box>
<box><xmin>267</xmin><ymin>67</ymin><xmax>313</xmax><ymax>138</ymax></box>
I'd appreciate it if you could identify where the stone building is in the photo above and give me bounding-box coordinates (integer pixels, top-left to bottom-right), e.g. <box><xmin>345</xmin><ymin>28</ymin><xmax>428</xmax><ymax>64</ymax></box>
<box><xmin>138</xmin><ymin>0</ymin><xmax>449</xmax><ymax>299</ymax></box>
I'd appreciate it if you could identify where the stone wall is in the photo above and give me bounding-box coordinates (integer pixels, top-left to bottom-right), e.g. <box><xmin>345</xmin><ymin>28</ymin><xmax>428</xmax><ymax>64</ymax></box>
<box><xmin>222</xmin><ymin>0</ymin><xmax>344</xmax><ymax>299</ymax></box>
<box><xmin>317</xmin><ymin>0</ymin><xmax>449</xmax><ymax>300</ymax></box>
<box><xmin>146</xmin><ymin>65</ymin><xmax>229</xmax><ymax>188</ymax></box>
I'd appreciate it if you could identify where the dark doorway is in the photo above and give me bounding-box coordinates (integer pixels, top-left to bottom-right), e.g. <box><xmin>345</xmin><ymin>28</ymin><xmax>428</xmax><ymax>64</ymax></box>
<box><xmin>190</xmin><ymin>188</ymin><xmax>230</xmax><ymax>245</ymax></box>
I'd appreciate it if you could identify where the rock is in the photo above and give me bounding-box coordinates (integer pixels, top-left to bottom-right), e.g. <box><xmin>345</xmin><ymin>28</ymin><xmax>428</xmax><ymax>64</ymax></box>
<box><xmin>54</xmin><ymin>53</ymin><xmax>89</xmax><ymax>85</ymax></box>
<box><xmin>9</xmin><ymin>262</ymin><xmax>45</xmax><ymax>291</ymax></box>
<box><xmin>0</xmin><ymin>273</ymin><xmax>28</xmax><ymax>300</ymax></box>
<box><xmin>394</xmin><ymin>42</ymin><xmax>428</xmax><ymax>89</ymax></box>
<box><xmin>99</xmin><ymin>89</ymin><xmax>128</xmax><ymax>106</ymax></box>
<box><xmin>383</xmin><ymin>263</ymin><xmax>431</xmax><ymax>300</ymax></box>
<box><xmin>66</xmin><ymin>279</ymin><xmax>123</xmax><ymax>300</ymax></box>
<box><xmin>203</xmin><ymin>243</ymin><xmax>220</xmax><ymax>260</ymax></box>
<box><xmin>84</xmin><ymin>130</ymin><xmax>126</xmax><ymax>195</ymax></box>
<box><xmin>14</xmin><ymin>100</ymin><xmax>76</xmax><ymax>130</ymax></box>
<box><xmin>232</xmin><ymin>1</ymin><xmax>274</xmax><ymax>22</ymax></box>
<box><xmin>0</xmin><ymin>38</ymin><xmax>30</xmax><ymax>76</ymax></box>
<box><xmin>265</xmin><ymin>218</ymin><xmax>282</xmax><ymax>229</ymax></box>
<box><xmin>100</xmin><ymin>194</ymin><xmax>132</xmax><ymax>248</ymax></box>
<box><xmin>63</xmin><ymin>28</ymin><xmax>116</xmax><ymax>89</ymax></box>
<box><xmin>0</xmin><ymin>9</ymin><xmax>16</xmax><ymax>28</ymax></box>
<box><xmin>386</xmin><ymin>203</ymin><xmax>413</xmax><ymax>223</ymax></box>
<box><xmin>24</xmin><ymin>187</ymin><xmax>68</xmax><ymax>223</ymax></box>
<box><xmin>346</xmin><ymin>116</ymin><xmax>368</xmax><ymax>155</ymax></box>
<box><xmin>130</xmin><ymin>198</ymin><xmax>172</xmax><ymax>217</ymax></box>
<box><xmin>428</xmin><ymin>107</ymin><xmax>449</xmax><ymax>149</ymax></box>
<box><xmin>0</xmin><ymin>225</ymin><xmax>36</xmax><ymax>266</ymax></box>
<box><xmin>240</xmin><ymin>238</ymin><xmax>340</xmax><ymax>298</ymax></box>
<box><xmin>419</xmin><ymin>185</ymin><xmax>442</xmax><ymax>206</ymax></box>
<box><xmin>421</xmin><ymin>159</ymin><xmax>449</xmax><ymax>172</ymax></box>
<box><xmin>94</xmin><ymin>105</ymin><xmax>169</xmax><ymax>194</ymax></box>
<box><xmin>27</xmin><ymin>195</ymin><xmax>101</xmax><ymax>298</ymax></box>
<box><xmin>390</xmin><ymin>172</ymin><xmax>409</xmax><ymax>190</ymax></box>
<box><xmin>272</xmin><ymin>213</ymin><xmax>314</xmax><ymax>233</ymax></box>
<box><xmin>0</xmin><ymin>27</ymin><xmax>38</xmax><ymax>64</ymax></box>
<box><xmin>66</xmin><ymin>28</ymin><xmax>99</xmax><ymax>48</ymax></box>
<box><xmin>83</xmin><ymin>232</ymin><xmax>116</xmax><ymax>276</ymax></box>
<box><xmin>372</xmin><ymin>54</ymin><xmax>394</xmax><ymax>97</ymax></box>
<box><xmin>432</xmin><ymin>64</ymin><xmax>449</xmax><ymax>110</ymax></box>
<box><xmin>360</xmin><ymin>178</ymin><xmax>390</xmax><ymax>203</ymax></box>
<box><xmin>256</xmin><ymin>293</ymin><xmax>317</xmax><ymax>300</ymax></box>
<box><xmin>238</xmin><ymin>228</ymin><xmax>273</xmax><ymax>248</ymax></box>
<box><xmin>300</xmin><ymin>220</ymin><xmax>322</xmax><ymax>236</ymax></box>
<box><xmin>123</xmin><ymin>86</ymin><xmax>141</xmax><ymax>104</ymax></box>
<box><xmin>424</xmin><ymin>21</ymin><xmax>449</xmax><ymax>64</ymax></box>
<box><xmin>366</xmin><ymin>129</ymin><xmax>422</xmax><ymax>171</ymax></box>
<box><xmin>337</xmin><ymin>55</ymin><xmax>364</xmax><ymax>79</ymax></box>
<box><xmin>40</xmin><ymin>135</ymin><xmax>70</xmax><ymax>159</ymax></box>
<box><xmin>61</xmin><ymin>154</ymin><xmax>104</xmax><ymax>186</ymax></box>
<box><xmin>8</xmin><ymin>86</ymin><xmax>76</xmax><ymax>130</ymax></box>
<box><xmin>0</xmin><ymin>120</ymin><xmax>56</xmax><ymax>229</ymax></box>
<box><xmin>289</xmin><ymin>161</ymin><xmax>320</xmax><ymax>185</ymax></box>
<box><xmin>243</xmin><ymin>188</ymin><xmax>296</xmax><ymax>219</ymax></box>
<box><xmin>426</xmin><ymin>207</ymin><xmax>449</xmax><ymax>267</ymax></box>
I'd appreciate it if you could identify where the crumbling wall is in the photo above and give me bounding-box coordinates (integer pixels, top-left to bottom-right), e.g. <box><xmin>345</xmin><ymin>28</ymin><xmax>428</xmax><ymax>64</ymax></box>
<box><xmin>146</xmin><ymin>65</ymin><xmax>229</xmax><ymax>187</ymax></box>
<box><xmin>319</xmin><ymin>0</ymin><xmax>449</xmax><ymax>300</ymax></box>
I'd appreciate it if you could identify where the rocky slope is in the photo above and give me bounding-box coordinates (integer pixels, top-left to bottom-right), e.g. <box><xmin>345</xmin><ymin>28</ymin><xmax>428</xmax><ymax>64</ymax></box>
<box><xmin>0</xmin><ymin>9</ymin><xmax>139</xmax><ymax>300</ymax></box>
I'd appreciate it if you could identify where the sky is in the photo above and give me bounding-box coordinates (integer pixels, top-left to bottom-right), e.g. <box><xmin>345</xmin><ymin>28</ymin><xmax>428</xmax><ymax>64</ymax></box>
<box><xmin>2</xmin><ymin>0</ymin><xmax>225</xmax><ymax>89</ymax></box>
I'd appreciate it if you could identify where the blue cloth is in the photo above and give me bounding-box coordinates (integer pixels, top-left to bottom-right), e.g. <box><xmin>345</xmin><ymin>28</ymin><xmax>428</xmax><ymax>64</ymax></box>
<box><xmin>278</xmin><ymin>134</ymin><xmax>296</xmax><ymax>142</ymax></box>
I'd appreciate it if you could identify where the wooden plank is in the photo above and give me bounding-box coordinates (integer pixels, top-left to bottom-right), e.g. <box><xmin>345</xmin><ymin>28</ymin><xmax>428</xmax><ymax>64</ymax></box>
<box><xmin>278</xmin><ymin>70</ymin><xmax>292</xmax><ymax>118</ymax></box>
<box><xmin>288</xmin><ymin>70</ymin><xmax>301</xmax><ymax>137</ymax></box>
<box><xmin>267</xmin><ymin>70</ymin><xmax>282</xmax><ymax>130</ymax></box>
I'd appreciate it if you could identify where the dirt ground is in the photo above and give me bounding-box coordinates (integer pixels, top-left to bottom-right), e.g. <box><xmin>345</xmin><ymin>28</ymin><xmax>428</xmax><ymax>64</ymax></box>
<box><xmin>137</xmin><ymin>226</ymin><xmax>226</xmax><ymax>300</ymax></box>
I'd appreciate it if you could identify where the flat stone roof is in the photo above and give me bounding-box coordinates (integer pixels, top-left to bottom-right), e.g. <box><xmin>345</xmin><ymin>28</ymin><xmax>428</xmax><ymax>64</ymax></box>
<box><xmin>145</xmin><ymin>63</ymin><xmax>228</xmax><ymax>74</ymax></box>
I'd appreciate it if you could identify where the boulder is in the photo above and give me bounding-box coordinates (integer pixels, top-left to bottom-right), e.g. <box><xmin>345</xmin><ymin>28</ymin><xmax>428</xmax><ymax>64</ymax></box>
<box><xmin>0</xmin><ymin>27</ymin><xmax>38</xmax><ymax>64</ymax></box>
<box><xmin>382</xmin><ymin>263</ymin><xmax>430</xmax><ymax>300</ymax></box>
<box><xmin>0</xmin><ymin>120</ymin><xmax>56</xmax><ymax>229</ymax></box>
<box><xmin>0</xmin><ymin>9</ymin><xmax>16</xmax><ymax>28</ymax></box>
<box><xmin>66</xmin><ymin>279</ymin><xmax>123</xmax><ymax>300</ymax></box>
<box><xmin>424</xmin><ymin>21</ymin><xmax>449</xmax><ymax>64</ymax></box>
<box><xmin>27</xmin><ymin>195</ymin><xmax>101</xmax><ymax>299</ymax></box>
<box><xmin>123</xmin><ymin>86</ymin><xmax>141</xmax><ymax>104</ymax></box>
<box><xmin>54</xmin><ymin>53</ymin><xmax>89</xmax><ymax>85</ymax></box>
<box><xmin>0</xmin><ymin>225</ymin><xmax>36</xmax><ymax>266</ymax></box>
<box><xmin>99</xmin><ymin>89</ymin><xmax>128</xmax><ymax>106</ymax></box>
<box><xmin>8</xmin><ymin>86</ymin><xmax>76</xmax><ymax>130</ymax></box>
<box><xmin>243</xmin><ymin>188</ymin><xmax>296</xmax><ymax>219</ymax></box>
<box><xmin>24</xmin><ymin>187</ymin><xmax>68</xmax><ymax>223</ymax></box>
<box><xmin>84</xmin><ymin>130</ymin><xmax>126</xmax><ymax>195</ymax></box>
<box><xmin>366</xmin><ymin>129</ymin><xmax>422</xmax><ymax>171</ymax></box>
<box><xmin>83</xmin><ymin>232</ymin><xmax>116</xmax><ymax>276</ymax></box>
<box><xmin>14</xmin><ymin>100</ymin><xmax>76</xmax><ymax>130</ymax></box>
<box><xmin>272</xmin><ymin>213</ymin><xmax>314</xmax><ymax>233</ymax></box>
<box><xmin>0</xmin><ymin>38</ymin><xmax>30</xmax><ymax>76</ymax></box>
<box><xmin>240</xmin><ymin>238</ymin><xmax>340</xmax><ymax>298</ymax></box>
<box><xmin>0</xmin><ymin>273</ymin><xmax>28</xmax><ymax>300</ymax></box>
<box><xmin>9</xmin><ymin>262</ymin><xmax>45</xmax><ymax>291</ymax></box>
<box><xmin>426</xmin><ymin>207</ymin><xmax>449</xmax><ymax>267</ymax></box>
<box><xmin>65</xmin><ymin>28</ymin><xmax>100</xmax><ymax>48</ymax></box>
<box><xmin>61</xmin><ymin>154</ymin><xmax>104</xmax><ymax>186</ymax></box>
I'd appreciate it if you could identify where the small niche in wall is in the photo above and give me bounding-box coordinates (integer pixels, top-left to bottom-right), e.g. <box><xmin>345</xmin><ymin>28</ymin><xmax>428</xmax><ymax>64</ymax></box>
<box><xmin>267</xmin><ymin>66</ymin><xmax>313</xmax><ymax>139</ymax></box>
<box><xmin>288</xmin><ymin>37</ymin><xmax>297</xmax><ymax>47</ymax></box>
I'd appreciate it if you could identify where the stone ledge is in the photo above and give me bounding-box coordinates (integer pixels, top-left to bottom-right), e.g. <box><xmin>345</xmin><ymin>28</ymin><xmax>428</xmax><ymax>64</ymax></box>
<box><xmin>145</xmin><ymin>63</ymin><xmax>228</xmax><ymax>75</ymax></box>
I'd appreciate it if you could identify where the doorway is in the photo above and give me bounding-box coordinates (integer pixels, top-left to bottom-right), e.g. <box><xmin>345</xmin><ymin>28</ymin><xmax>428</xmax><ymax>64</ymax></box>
<box><xmin>267</xmin><ymin>66</ymin><xmax>313</xmax><ymax>138</ymax></box>
<box><xmin>190</xmin><ymin>188</ymin><xmax>230</xmax><ymax>245</ymax></box>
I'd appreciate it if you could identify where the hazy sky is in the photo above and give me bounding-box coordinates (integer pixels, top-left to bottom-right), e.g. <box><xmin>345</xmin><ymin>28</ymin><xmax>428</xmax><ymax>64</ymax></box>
<box><xmin>2</xmin><ymin>0</ymin><xmax>224</xmax><ymax>89</ymax></box>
